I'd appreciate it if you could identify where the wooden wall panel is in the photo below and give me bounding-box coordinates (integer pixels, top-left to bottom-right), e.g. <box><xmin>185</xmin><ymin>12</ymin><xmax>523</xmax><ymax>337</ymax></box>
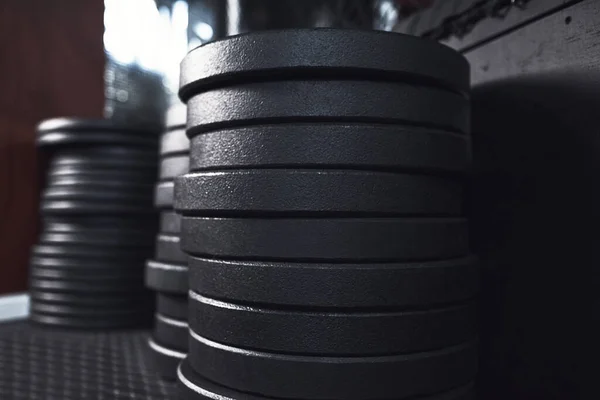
<box><xmin>0</xmin><ymin>0</ymin><xmax>104</xmax><ymax>294</ymax></box>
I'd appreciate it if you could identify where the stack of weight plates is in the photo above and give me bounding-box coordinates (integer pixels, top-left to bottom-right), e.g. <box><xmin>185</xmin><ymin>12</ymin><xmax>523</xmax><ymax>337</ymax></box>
<box><xmin>145</xmin><ymin>104</ymin><xmax>190</xmax><ymax>379</ymax></box>
<box><xmin>175</xmin><ymin>29</ymin><xmax>479</xmax><ymax>400</ymax></box>
<box><xmin>30</xmin><ymin>118</ymin><xmax>158</xmax><ymax>329</ymax></box>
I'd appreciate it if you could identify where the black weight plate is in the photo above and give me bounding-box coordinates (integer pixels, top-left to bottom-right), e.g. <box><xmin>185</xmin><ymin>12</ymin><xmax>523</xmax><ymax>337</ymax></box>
<box><xmin>45</xmin><ymin>176</ymin><xmax>155</xmax><ymax>189</ymax></box>
<box><xmin>188</xmin><ymin>255</ymin><xmax>478</xmax><ymax>308</ymax></box>
<box><xmin>32</xmin><ymin>244</ymin><xmax>151</xmax><ymax>260</ymax></box>
<box><xmin>48</xmin><ymin>164</ymin><xmax>156</xmax><ymax>180</ymax></box>
<box><xmin>41</xmin><ymin>200</ymin><xmax>155</xmax><ymax>215</ymax></box>
<box><xmin>43</xmin><ymin>216</ymin><xmax>156</xmax><ymax>234</ymax></box>
<box><xmin>189</xmin><ymin>291</ymin><xmax>476</xmax><ymax>355</ymax></box>
<box><xmin>30</xmin><ymin>291</ymin><xmax>149</xmax><ymax>306</ymax></box>
<box><xmin>30</xmin><ymin>312</ymin><xmax>148</xmax><ymax>329</ymax></box>
<box><xmin>29</xmin><ymin>277</ymin><xmax>145</xmax><ymax>293</ymax></box>
<box><xmin>186</xmin><ymin>81</ymin><xmax>468</xmax><ymax>135</ymax></box>
<box><xmin>39</xmin><ymin>231</ymin><xmax>154</xmax><ymax>247</ymax></box>
<box><xmin>179</xmin><ymin>29</ymin><xmax>469</xmax><ymax>99</ymax></box>
<box><xmin>189</xmin><ymin>330</ymin><xmax>477</xmax><ymax>399</ymax></box>
<box><xmin>155</xmin><ymin>182</ymin><xmax>175</xmax><ymax>209</ymax></box>
<box><xmin>157</xmin><ymin>294</ymin><xmax>188</xmax><ymax>320</ymax></box>
<box><xmin>36</xmin><ymin>118</ymin><xmax>158</xmax><ymax>147</ymax></box>
<box><xmin>30</xmin><ymin>255</ymin><xmax>145</xmax><ymax>271</ymax></box>
<box><xmin>148</xmin><ymin>338</ymin><xmax>186</xmax><ymax>380</ymax></box>
<box><xmin>181</xmin><ymin>217</ymin><xmax>469</xmax><ymax>261</ymax></box>
<box><xmin>160</xmin><ymin>128</ymin><xmax>190</xmax><ymax>156</ymax></box>
<box><xmin>175</xmin><ymin>170</ymin><xmax>462</xmax><ymax>216</ymax></box>
<box><xmin>51</xmin><ymin>147</ymin><xmax>158</xmax><ymax>169</ymax></box>
<box><xmin>30</xmin><ymin>301</ymin><xmax>146</xmax><ymax>317</ymax></box>
<box><xmin>159</xmin><ymin>211</ymin><xmax>181</xmax><ymax>234</ymax></box>
<box><xmin>155</xmin><ymin>234</ymin><xmax>187</xmax><ymax>263</ymax></box>
<box><xmin>166</xmin><ymin>104</ymin><xmax>187</xmax><ymax>130</ymax></box>
<box><xmin>30</xmin><ymin>264</ymin><xmax>142</xmax><ymax>280</ymax></box>
<box><xmin>154</xmin><ymin>313</ymin><xmax>189</xmax><ymax>352</ymax></box>
<box><xmin>145</xmin><ymin>259</ymin><xmax>188</xmax><ymax>293</ymax></box>
<box><xmin>178</xmin><ymin>360</ymin><xmax>476</xmax><ymax>400</ymax></box>
<box><xmin>159</xmin><ymin>156</ymin><xmax>189</xmax><ymax>180</ymax></box>
<box><xmin>42</xmin><ymin>187</ymin><xmax>153</xmax><ymax>204</ymax></box>
<box><xmin>189</xmin><ymin>124</ymin><xmax>470</xmax><ymax>173</ymax></box>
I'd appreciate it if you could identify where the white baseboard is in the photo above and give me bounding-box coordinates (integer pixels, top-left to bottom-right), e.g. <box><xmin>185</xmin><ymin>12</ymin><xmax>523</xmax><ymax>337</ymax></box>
<box><xmin>0</xmin><ymin>293</ymin><xmax>29</xmax><ymax>322</ymax></box>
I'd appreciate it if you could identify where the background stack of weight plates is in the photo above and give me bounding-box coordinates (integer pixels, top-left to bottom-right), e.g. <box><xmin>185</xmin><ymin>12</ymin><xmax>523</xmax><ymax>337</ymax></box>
<box><xmin>30</xmin><ymin>118</ymin><xmax>158</xmax><ymax>329</ymax></box>
<box><xmin>175</xmin><ymin>29</ymin><xmax>479</xmax><ymax>400</ymax></box>
<box><xmin>145</xmin><ymin>104</ymin><xmax>190</xmax><ymax>379</ymax></box>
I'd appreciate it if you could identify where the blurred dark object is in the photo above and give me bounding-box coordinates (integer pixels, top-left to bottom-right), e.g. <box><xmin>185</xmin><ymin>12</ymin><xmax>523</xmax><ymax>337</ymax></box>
<box><xmin>104</xmin><ymin>57</ymin><xmax>167</xmax><ymax>129</ymax></box>
<box><xmin>466</xmin><ymin>1</ymin><xmax>598</xmax><ymax>398</ymax></box>
<box><xmin>0</xmin><ymin>0</ymin><xmax>104</xmax><ymax>295</ymax></box>
<box><xmin>226</xmin><ymin>0</ymin><xmax>375</xmax><ymax>35</ymax></box>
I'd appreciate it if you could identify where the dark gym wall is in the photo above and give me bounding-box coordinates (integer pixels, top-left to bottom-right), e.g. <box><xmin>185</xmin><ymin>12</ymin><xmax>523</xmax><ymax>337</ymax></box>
<box><xmin>0</xmin><ymin>0</ymin><xmax>105</xmax><ymax>295</ymax></box>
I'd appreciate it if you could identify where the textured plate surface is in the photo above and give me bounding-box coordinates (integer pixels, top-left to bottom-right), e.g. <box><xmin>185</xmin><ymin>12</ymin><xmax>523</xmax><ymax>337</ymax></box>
<box><xmin>189</xmin><ymin>124</ymin><xmax>470</xmax><ymax>173</ymax></box>
<box><xmin>154</xmin><ymin>314</ymin><xmax>188</xmax><ymax>352</ymax></box>
<box><xmin>189</xmin><ymin>330</ymin><xmax>477</xmax><ymax>399</ymax></box>
<box><xmin>187</xmin><ymin>80</ymin><xmax>468</xmax><ymax>135</ymax></box>
<box><xmin>155</xmin><ymin>182</ymin><xmax>175</xmax><ymax>209</ymax></box>
<box><xmin>177</xmin><ymin>359</ymin><xmax>476</xmax><ymax>400</ymax></box>
<box><xmin>188</xmin><ymin>291</ymin><xmax>476</xmax><ymax>355</ymax></box>
<box><xmin>175</xmin><ymin>170</ymin><xmax>462</xmax><ymax>216</ymax></box>
<box><xmin>188</xmin><ymin>255</ymin><xmax>478</xmax><ymax>307</ymax></box>
<box><xmin>145</xmin><ymin>259</ymin><xmax>188</xmax><ymax>293</ymax></box>
<box><xmin>159</xmin><ymin>211</ymin><xmax>181</xmax><ymax>234</ymax></box>
<box><xmin>179</xmin><ymin>29</ymin><xmax>469</xmax><ymax>98</ymax></box>
<box><xmin>155</xmin><ymin>234</ymin><xmax>187</xmax><ymax>263</ymax></box>
<box><xmin>181</xmin><ymin>217</ymin><xmax>469</xmax><ymax>261</ymax></box>
<box><xmin>159</xmin><ymin>156</ymin><xmax>190</xmax><ymax>180</ymax></box>
<box><xmin>160</xmin><ymin>128</ymin><xmax>190</xmax><ymax>156</ymax></box>
<box><xmin>157</xmin><ymin>293</ymin><xmax>188</xmax><ymax>320</ymax></box>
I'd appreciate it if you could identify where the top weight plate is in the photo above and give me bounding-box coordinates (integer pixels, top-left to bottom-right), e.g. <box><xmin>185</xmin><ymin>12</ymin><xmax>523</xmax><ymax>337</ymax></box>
<box><xmin>179</xmin><ymin>29</ymin><xmax>469</xmax><ymax>100</ymax></box>
<box><xmin>37</xmin><ymin>118</ymin><xmax>158</xmax><ymax>148</ymax></box>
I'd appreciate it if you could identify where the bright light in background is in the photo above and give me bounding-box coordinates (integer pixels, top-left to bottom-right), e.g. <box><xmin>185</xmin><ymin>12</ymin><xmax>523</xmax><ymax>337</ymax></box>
<box><xmin>103</xmin><ymin>0</ymin><xmax>169</xmax><ymax>72</ymax></box>
<box><xmin>194</xmin><ymin>22</ymin><xmax>213</xmax><ymax>41</ymax></box>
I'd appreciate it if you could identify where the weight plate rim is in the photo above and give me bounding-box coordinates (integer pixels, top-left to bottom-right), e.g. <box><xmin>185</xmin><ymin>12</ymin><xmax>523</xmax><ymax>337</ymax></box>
<box><xmin>188</xmin><ymin>255</ymin><xmax>478</xmax><ymax>308</ymax></box>
<box><xmin>188</xmin><ymin>290</ymin><xmax>476</xmax><ymax>355</ymax></box>
<box><xmin>177</xmin><ymin>359</ymin><xmax>476</xmax><ymax>400</ymax></box>
<box><xmin>175</xmin><ymin>170</ymin><xmax>463</xmax><ymax>216</ymax></box>
<box><xmin>180</xmin><ymin>217</ymin><xmax>469</xmax><ymax>261</ymax></box>
<box><xmin>180</xmin><ymin>29</ymin><xmax>469</xmax><ymax>99</ymax></box>
<box><xmin>189</xmin><ymin>123</ymin><xmax>470</xmax><ymax>173</ymax></box>
<box><xmin>189</xmin><ymin>330</ymin><xmax>478</xmax><ymax>399</ymax></box>
<box><xmin>186</xmin><ymin>80</ymin><xmax>469</xmax><ymax>136</ymax></box>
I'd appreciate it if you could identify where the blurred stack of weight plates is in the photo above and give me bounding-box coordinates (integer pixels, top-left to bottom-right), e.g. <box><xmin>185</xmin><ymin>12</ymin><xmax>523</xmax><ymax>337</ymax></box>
<box><xmin>175</xmin><ymin>29</ymin><xmax>479</xmax><ymax>400</ymax></box>
<box><xmin>29</xmin><ymin>118</ymin><xmax>158</xmax><ymax>329</ymax></box>
<box><xmin>145</xmin><ymin>105</ymin><xmax>190</xmax><ymax>379</ymax></box>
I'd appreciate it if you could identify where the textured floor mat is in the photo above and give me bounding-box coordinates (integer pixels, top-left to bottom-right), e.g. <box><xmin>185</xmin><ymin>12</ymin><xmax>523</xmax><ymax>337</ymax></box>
<box><xmin>0</xmin><ymin>320</ymin><xmax>176</xmax><ymax>399</ymax></box>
